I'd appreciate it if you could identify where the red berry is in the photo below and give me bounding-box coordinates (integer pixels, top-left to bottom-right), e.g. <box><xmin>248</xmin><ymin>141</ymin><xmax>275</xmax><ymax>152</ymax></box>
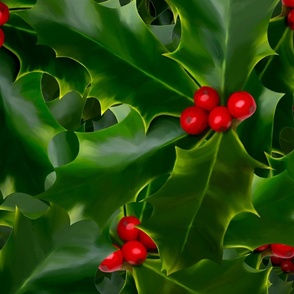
<box><xmin>0</xmin><ymin>28</ymin><xmax>4</xmax><ymax>47</ymax></box>
<box><xmin>208</xmin><ymin>106</ymin><xmax>232</xmax><ymax>132</ymax></box>
<box><xmin>271</xmin><ymin>256</ymin><xmax>286</xmax><ymax>266</ymax></box>
<box><xmin>227</xmin><ymin>91</ymin><xmax>256</xmax><ymax>121</ymax></box>
<box><xmin>99</xmin><ymin>248</ymin><xmax>123</xmax><ymax>273</ymax></box>
<box><xmin>271</xmin><ymin>244</ymin><xmax>294</xmax><ymax>258</ymax></box>
<box><xmin>0</xmin><ymin>2</ymin><xmax>9</xmax><ymax>26</ymax></box>
<box><xmin>254</xmin><ymin>244</ymin><xmax>270</xmax><ymax>252</ymax></box>
<box><xmin>180</xmin><ymin>106</ymin><xmax>208</xmax><ymax>135</ymax></box>
<box><xmin>287</xmin><ymin>9</ymin><xmax>294</xmax><ymax>30</ymax></box>
<box><xmin>117</xmin><ymin>216</ymin><xmax>141</xmax><ymax>241</ymax></box>
<box><xmin>282</xmin><ymin>0</ymin><xmax>294</xmax><ymax>8</ymax></box>
<box><xmin>122</xmin><ymin>240</ymin><xmax>147</xmax><ymax>265</ymax></box>
<box><xmin>138</xmin><ymin>231</ymin><xmax>157</xmax><ymax>251</ymax></box>
<box><xmin>193</xmin><ymin>86</ymin><xmax>220</xmax><ymax>111</ymax></box>
<box><xmin>280</xmin><ymin>260</ymin><xmax>294</xmax><ymax>273</ymax></box>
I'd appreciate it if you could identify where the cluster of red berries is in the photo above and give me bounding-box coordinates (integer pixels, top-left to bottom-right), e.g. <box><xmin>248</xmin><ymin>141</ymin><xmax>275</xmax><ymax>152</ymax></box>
<box><xmin>180</xmin><ymin>86</ymin><xmax>256</xmax><ymax>135</ymax></box>
<box><xmin>0</xmin><ymin>2</ymin><xmax>9</xmax><ymax>47</ymax></box>
<box><xmin>99</xmin><ymin>216</ymin><xmax>157</xmax><ymax>273</ymax></box>
<box><xmin>255</xmin><ymin>243</ymin><xmax>294</xmax><ymax>273</ymax></box>
<box><xmin>283</xmin><ymin>0</ymin><xmax>294</xmax><ymax>29</ymax></box>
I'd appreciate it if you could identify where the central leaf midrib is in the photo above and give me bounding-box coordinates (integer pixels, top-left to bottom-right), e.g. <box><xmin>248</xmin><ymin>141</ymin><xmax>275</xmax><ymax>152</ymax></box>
<box><xmin>178</xmin><ymin>134</ymin><xmax>223</xmax><ymax>259</ymax></box>
<box><xmin>36</xmin><ymin>6</ymin><xmax>193</xmax><ymax>101</ymax></box>
<box><xmin>220</xmin><ymin>0</ymin><xmax>233</xmax><ymax>94</ymax></box>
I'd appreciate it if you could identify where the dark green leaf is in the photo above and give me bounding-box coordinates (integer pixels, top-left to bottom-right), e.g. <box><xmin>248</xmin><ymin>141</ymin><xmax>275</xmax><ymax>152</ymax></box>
<box><xmin>19</xmin><ymin>0</ymin><xmax>197</xmax><ymax>126</ymax></box>
<box><xmin>0</xmin><ymin>205</ymin><xmax>110</xmax><ymax>294</ymax></box>
<box><xmin>48</xmin><ymin>131</ymin><xmax>80</xmax><ymax>168</ymax></box>
<box><xmin>225</xmin><ymin>170</ymin><xmax>294</xmax><ymax>250</ymax></box>
<box><xmin>166</xmin><ymin>0</ymin><xmax>277</xmax><ymax>97</ymax></box>
<box><xmin>4</xmin><ymin>14</ymin><xmax>91</xmax><ymax>96</ymax></box>
<box><xmin>132</xmin><ymin>257</ymin><xmax>270</xmax><ymax>294</ymax></box>
<box><xmin>143</xmin><ymin>130</ymin><xmax>259</xmax><ymax>273</ymax></box>
<box><xmin>38</xmin><ymin>107</ymin><xmax>188</xmax><ymax>227</ymax></box>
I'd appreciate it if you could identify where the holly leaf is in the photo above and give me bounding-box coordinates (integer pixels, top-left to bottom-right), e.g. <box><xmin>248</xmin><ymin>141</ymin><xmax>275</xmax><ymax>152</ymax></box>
<box><xmin>19</xmin><ymin>0</ymin><xmax>197</xmax><ymax>126</ymax></box>
<box><xmin>0</xmin><ymin>49</ymin><xmax>62</xmax><ymax>194</ymax></box>
<box><xmin>132</xmin><ymin>257</ymin><xmax>270</xmax><ymax>294</ymax></box>
<box><xmin>236</xmin><ymin>72</ymin><xmax>284</xmax><ymax>165</ymax></box>
<box><xmin>224</xmin><ymin>169</ymin><xmax>294</xmax><ymax>250</ymax></box>
<box><xmin>166</xmin><ymin>0</ymin><xmax>277</xmax><ymax>97</ymax></box>
<box><xmin>38</xmin><ymin>107</ymin><xmax>189</xmax><ymax>227</ymax></box>
<box><xmin>0</xmin><ymin>205</ymin><xmax>110</xmax><ymax>294</ymax></box>
<box><xmin>3</xmin><ymin>14</ymin><xmax>90</xmax><ymax>97</ymax></box>
<box><xmin>3</xmin><ymin>0</ymin><xmax>36</xmax><ymax>8</ymax></box>
<box><xmin>143</xmin><ymin>130</ymin><xmax>260</xmax><ymax>273</ymax></box>
<box><xmin>256</xmin><ymin>17</ymin><xmax>294</xmax><ymax>94</ymax></box>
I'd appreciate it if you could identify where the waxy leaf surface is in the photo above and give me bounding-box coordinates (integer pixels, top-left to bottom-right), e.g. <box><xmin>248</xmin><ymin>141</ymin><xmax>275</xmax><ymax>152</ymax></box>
<box><xmin>20</xmin><ymin>0</ymin><xmax>196</xmax><ymax>126</ymax></box>
<box><xmin>144</xmin><ymin>131</ymin><xmax>258</xmax><ymax>273</ymax></box>
<box><xmin>166</xmin><ymin>0</ymin><xmax>277</xmax><ymax>97</ymax></box>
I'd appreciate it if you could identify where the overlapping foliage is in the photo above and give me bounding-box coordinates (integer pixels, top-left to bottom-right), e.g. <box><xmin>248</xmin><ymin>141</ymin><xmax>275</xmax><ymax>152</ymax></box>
<box><xmin>0</xmin><ymin>0</ymin><xmax>293</xmax><ymax>293</ymax></box>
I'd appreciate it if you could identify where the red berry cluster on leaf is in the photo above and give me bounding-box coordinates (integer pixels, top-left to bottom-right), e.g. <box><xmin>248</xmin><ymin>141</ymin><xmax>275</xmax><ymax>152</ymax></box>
<box><xmin>0</xmin><ymin>2</ymin><xmax>9</xmax><ymax>47</ymax></box>
<box><xmin>180</xmin><ymin>86</ymin><xmax>256</xmax><ymax>135</ymax></box>
<box><xmin>255</xmin><ymin>243</ymin><xmax>294</xmax><ymax>273</ymax></box>
<box><xmin>99</xmin><ymin>216</ymin><xmax>157</xmax><ymax>273</ymax></box>
<box><xmin>282</xmin><ymin>0</ymin><xmax>294</xmax><ymax>29</ymax></box>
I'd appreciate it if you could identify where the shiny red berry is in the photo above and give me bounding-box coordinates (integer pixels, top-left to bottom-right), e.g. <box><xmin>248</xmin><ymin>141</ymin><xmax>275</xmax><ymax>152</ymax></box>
<box><xmin>99</xmin><ymin>248</ymin><xmax>123</xmax><ymax>273</ymax></box>
<box><xmin>208</xmin><ymin>106</ymin><xmax>232</xmax><ymax>132</ymax></box>
<box><xmin>122</xmin><ymin>240</ymin><xmax>147</xmax><ymax>265</ymax></box>
<box><xmin>287</xmin><ymin>9</ymin><xmax>294</xmax><ymax>30</ymax></box>
<box><xmin>193</xmin><ymin>86</ymin><xmax>220</xmax><ymax>111</ymax></box>
<box><xmin>227</xmin><ymin>91</ymin><xmax>256</xmax><ymax>121</ymax></box>
<box><xmin>282</xmin><ymin>0</ymin><xmax>294</xmax><ymax>8</ymax></box>
<box><xmin>117</xmin><ymin>216</ymin><xmax>141</xmax><ymax>241</ymax></box>
<box><xmin>0</xmin><ymin>28</ymin><xmax>4</xmax><ymax>47</ymax></box>
<box><xmin>138</xmin><ymin>231</ymin><xmax>157</xmax><ymax>251</ymax></box>
<box><xmin>271</xmin><ymin>255</ymin><xmax>286</xmax><ymax>266</ymax></box>
<box><xmin>180</xmin><ymin>106</ymin><xmax>208</xmax><ymax>135</ymax></box>
<box><xmin>280</xmin><ymin>260</ymin><xmax>294</xmax><ymax>273</ymax></box>
<box><xmin>254</xmin><ymin>244</ymin><xmax>270</xmax><ymax>252</ymax></box>
<box><xmin>271</xmin><ymin>244</ymin><xmax>294</xmax><ymax>258</ymax></box>
<box><xmin>0</xmin><ymin>2</ymin><xmax>9</xmax><ymax>26</ymax></box>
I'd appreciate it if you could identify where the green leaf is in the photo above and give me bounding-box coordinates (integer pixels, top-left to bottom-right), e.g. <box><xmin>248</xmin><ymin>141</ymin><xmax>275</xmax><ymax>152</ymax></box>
<box><xmin>38</xmin><ymin>107</ymin><xmax>188</xmax><ymax>227</ymax></box>
<box><xmin>143</xmin><ymin>130</ymin><xmax>259</xmax><ymax>273</ymax></box>
<box><xmin>3</xmin><ymin>14</ymin><xmax>90</xmax><ymax>97</ymax></box>
<box><xmin>280</xmin><ymin>127</ymin><xmax>294</xmax><ymax>154</ymax></box>
<box><xmin>132</xmin><ymin>257</ymin><xmax>270</xmax><ymax>294</ymax></box>
<box><xmin>166</xmin><ymin>0</ymin><xmax>277</xmax><ymax>97</ymax></box>
<box><xmin>3</xmin><ymin>0</ymin><xmax>36</xmax><ymax>9</ymax></box>
<box><xmin>0</xmin><ymin>49</ymin><xmax>62</xmax><ymax>194</ymax></box>
<box><xmin>48</xmin><ymin>131</ymin><xmax>80</xmax><ymax>168</ymax></box>
<box><xmin>0</xmin><ymin>193</ymin><xmax>48</xmax><ymax>219</ymax></box>
<box><xmin>19</xmin><ymin>0</ymin><xmax>197</xmax><ymax>126</ymax></box>
<box><xmin>0</xmin><ymin>205</ymin><xmax>110</xmax><ymax>294</ymax></box>
<box><xmin>225</xmin><ymin>170</ymin><xmax>294</xmax><ymax>250</ymax></box>
<box><xmin>46</xmin><ymin>91</ymin><xmax>86</xmax><ymax>131</ymax></box>
<box><xmin>256</xmin><ymin>17</ymin><xmax>294</xmax><ymax>93</ymax></box>
<box><xmin>237</xmin><ymin>72</ymin><xmax>284</xmax><ymax>164</ymax></box>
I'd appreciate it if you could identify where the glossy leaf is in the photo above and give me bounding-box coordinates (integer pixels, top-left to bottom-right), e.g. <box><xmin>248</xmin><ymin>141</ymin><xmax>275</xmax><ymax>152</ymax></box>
<box><xmin>0</xmin><ymin>192</ymin><xmax>48</xmax><ymax>219</ymax></box>
<box><xmin>166</xmin><ymin>0</ymin><xmax>277</xmax><ymax>97</ymax></box>
<box><xmin>38</xmin><ymin>107</ymin><xmax>188</xmax><ymax>227</ymax></box>
<box><xmin>0</xmin><ymin>206</ymin><xmax>110</xmax><ymax>294</ymax></box>
<box><xmin>3</xmin><ymin>14</ymin><xmax>90</xmax><ymax>97</ymax></box>
<box><xmin>19</xmin><ymin>0</ymin><xmax>197</xmax><ymax>126</ymax></box>
<box><xmin>143</xmin><ymin>130</ymin><xmax>259</xmax><ymax>273</ymax></box>
<box><xmin>256</xmin><ymin>17</ymin><xmax>294</xmax><ymax>93</ymax></box>
<box><xmin>132</xmin><ymin>257</ymin><xmax>270</xmax><ymax>294</ymax></box>
<box><xmin>0</xmin><ymin>49</ymin><xmax>61</xmax><ymax>194</ymax></box>
<box><xmin>225</xmin><ymin>170</ymin><xmax>294</xmax><ymax>250</ymax></box>
<box><xmin>236</xmin><ymin>72</ymin><xmax>284</xmax><ymax>164</ymax></box>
